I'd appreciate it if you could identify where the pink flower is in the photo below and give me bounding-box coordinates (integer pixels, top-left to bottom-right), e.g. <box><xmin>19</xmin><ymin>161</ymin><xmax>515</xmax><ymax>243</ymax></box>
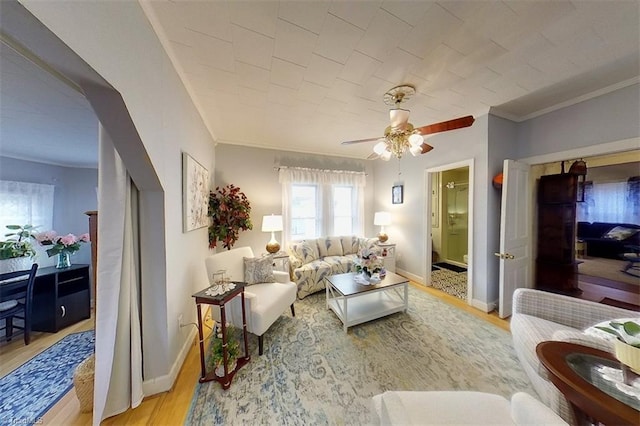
<box><xmin>79</xmin><ymin>233</ymin><xmax>90</xmax><ymax>243</ymax></box>
<box><xmin>36</xmin><ymin>231</ymin><xmax>57</xmax><ymax>243</ymax></box>
<box><xmin>59</xmin><ymin>234</ymin><xmax>77</xmax><ymax>246</ymax></box>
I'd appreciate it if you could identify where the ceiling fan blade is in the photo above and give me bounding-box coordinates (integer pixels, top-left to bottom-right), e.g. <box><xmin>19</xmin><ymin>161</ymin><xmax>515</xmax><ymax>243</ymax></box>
<box><xmin>415</xmin><ymin>115</ymin><xmax>475</xmax><ymax>136</ymax></box>
<box><xmin>367</xmin><ymin>152</ymin><xmax>380</xmax><ymax>160</ymax></box>
<box><xmin>341</xmin><ymin>136</ymin><xmax>381</xmax><ymax>145</ymax></box>
<box><xmin>420</xmin><ymin>143</ymin><xmax>434</xmax><ymax>154</ymax></box>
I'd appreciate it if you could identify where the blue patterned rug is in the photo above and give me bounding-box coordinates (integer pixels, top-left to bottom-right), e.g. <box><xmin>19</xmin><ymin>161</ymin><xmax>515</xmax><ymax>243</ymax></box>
<box><xmin>187</xmin><ymin>287</ymin><xmax>533</xmax><ymax>425</ymax></box>
<box><xmin>0</xmin><ymin>330</ymin><xmax>94</xmax><ymax>425</ymax></box>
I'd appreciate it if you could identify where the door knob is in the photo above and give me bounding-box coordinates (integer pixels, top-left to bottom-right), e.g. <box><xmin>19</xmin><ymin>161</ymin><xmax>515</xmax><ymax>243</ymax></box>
<box><xmin>494</xmin><ymin>252</ymin><xmax>515</xmax><ymax>260</ymax></box>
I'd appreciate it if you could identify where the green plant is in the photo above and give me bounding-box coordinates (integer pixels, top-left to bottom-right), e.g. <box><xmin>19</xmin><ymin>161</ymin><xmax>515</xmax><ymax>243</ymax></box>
<box><xmin>207</xmin><ymin>324</ymin><xmax>240</xmax><ymax>371</ymax></box>
<box><xmin>596</xmin><ymin>320</ymin><xmax>640</xmax><ymax>347</ymax></box>
<box><xmin>208</xmin><ymin>184</ymin><xmax>253</xmax><ymax>250</ymax></box>
<box><xmin>0</xmin><ymin>224</ymin><xmax>37</xmax><ymax>260</ymax></box>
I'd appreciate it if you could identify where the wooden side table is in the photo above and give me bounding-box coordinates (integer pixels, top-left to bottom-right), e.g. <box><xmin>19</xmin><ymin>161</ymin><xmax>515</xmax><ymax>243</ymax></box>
<box><xmin>192</xmin><ymin>282</ymin><xmax>250</xmax><ymax>389</ymax></box>
<box><xmin>536</xmin><ymin>341</ymin><xmax>639</xmax><ymax>425</ymax></box>
<box><xmin>377</xmin><ymin>242</ymin><xmax>396</xmax><ymax>273</ymax></box>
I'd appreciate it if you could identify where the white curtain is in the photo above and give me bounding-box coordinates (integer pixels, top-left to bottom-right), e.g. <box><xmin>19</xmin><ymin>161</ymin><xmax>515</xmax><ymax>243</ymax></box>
<box><xmin>94</xmin><ymin>125</ymin><xmax>143</xmax><ymax>424</ymax></box>
<box><xmin>278</xmin><ymin>166</ymin><xmax>366</xmax><ymax>243</ymax></box>
<box><xmin>578</xmin><ymin>181</ymin><xmax>638</xmax><ymax>224</ymax></box>
<box><xmin>0</xmin><ymin>180</ymin><xmax>54</xmax><ymax>233</ymax></box>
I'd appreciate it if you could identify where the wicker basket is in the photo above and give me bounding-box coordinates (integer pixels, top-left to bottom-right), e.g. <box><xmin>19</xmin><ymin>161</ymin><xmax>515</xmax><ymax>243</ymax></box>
<box><xmin>73</xmin><ymin>354</ymin><xmax>95</xmax><ymax>413</ymax></box>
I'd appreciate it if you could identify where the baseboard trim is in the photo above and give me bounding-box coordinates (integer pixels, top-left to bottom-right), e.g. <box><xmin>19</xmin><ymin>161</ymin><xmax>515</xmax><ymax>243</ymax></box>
<box><xmin>471</xmin><ymin>298</ymin><xmax>497</xmax><ymax>313</ymax></box>
<box><xmin>142</xmin><ymin>327</ymin><xmax>197</xmax><ymax>396</ymax></box>
<box><xmin>396</xmin><ymin>268</ymin><xmax>423</xmax><ymax>285</ymax></box>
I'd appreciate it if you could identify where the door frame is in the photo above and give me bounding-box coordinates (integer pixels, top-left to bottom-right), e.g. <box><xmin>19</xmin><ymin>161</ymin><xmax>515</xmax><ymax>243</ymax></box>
<box><xmin>424</xmin><ymin>158</ymin><xmax>474</xmax><ymax>304</ymax></box>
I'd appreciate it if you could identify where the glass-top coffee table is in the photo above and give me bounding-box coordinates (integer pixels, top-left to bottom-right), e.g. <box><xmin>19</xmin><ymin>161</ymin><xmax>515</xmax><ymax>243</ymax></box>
<box><xmin>326</xmin><ymin>271</ymin><xmax>409</xmax><ymax>332</ymax></box>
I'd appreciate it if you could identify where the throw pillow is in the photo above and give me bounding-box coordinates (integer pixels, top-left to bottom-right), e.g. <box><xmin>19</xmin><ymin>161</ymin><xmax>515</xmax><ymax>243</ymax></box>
<box><xmin>602</xmin><ymin>226</ymin><xmax>639</xmax><ymax>241</ymax></box>
<box><xmin>290</xmin><ymin>240</ymin><xmax>318</xmax><ymax>264</ymax></box>
<box><xmin>243</xmin><ymin>256</ymin><xmax>275</xmax><ymax>285</ymax></box>
<box><xmin>317</xmin><ymin>236</ymin><xmax>343</xmax><ymax>257</ymax></box>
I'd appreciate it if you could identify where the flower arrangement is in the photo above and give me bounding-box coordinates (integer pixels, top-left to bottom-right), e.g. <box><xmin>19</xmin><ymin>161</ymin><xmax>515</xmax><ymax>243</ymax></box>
<box><xmin>596</xmin><ymin>320</ymin><xmax>640</xmax><ymax>348</ymax></box>
<box><xmin>36</xmin><ymin>231</ymin><xmax>90</xmax><ymax>257</ymax></box>
<box><xmin>355</xmin><ymin>247</ymin><xmax>384</xmax><ymax>277</ymax></box>
<box><xmin>208</xmin><ymin>323</ymin><xmax>240</xmax><ymax>377</ymax></box>
<box><xmin>0</xmin><ymin>224</ymin><xmax>38</xmax><ymax>260</ymax></box>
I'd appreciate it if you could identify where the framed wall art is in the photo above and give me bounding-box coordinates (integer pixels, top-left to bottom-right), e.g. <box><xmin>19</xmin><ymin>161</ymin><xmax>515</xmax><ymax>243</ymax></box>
<box><xmin>392</xmin><ymin>185</ymin><xmax>404</xmax><ymax>204</ymax></box>
<box><xmin>182</xmin><ymin>152</ymin><xmax>209</xmax><ymax>232</ymax></box>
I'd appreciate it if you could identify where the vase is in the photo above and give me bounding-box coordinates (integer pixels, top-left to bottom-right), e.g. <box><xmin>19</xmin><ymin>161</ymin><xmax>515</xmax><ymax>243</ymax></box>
<box><xmin>56</xmin><ymin>252</ymin><xmax>71</xmax><ymax>269</ymax></box>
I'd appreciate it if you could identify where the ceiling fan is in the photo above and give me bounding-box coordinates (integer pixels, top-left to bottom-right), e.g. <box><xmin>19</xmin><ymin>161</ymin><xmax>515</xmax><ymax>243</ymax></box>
<box><xmin>341</xmin><ymin>85</ymin><xmax>475</xmax><ymax>161</ymax></box>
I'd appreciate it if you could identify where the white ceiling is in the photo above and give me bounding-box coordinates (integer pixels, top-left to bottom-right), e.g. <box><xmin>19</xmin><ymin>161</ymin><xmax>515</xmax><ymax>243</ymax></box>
<box><xmin>1</xmin><ymin>0</ymin><xmax>638</xmax><ymax>167</ymax></box>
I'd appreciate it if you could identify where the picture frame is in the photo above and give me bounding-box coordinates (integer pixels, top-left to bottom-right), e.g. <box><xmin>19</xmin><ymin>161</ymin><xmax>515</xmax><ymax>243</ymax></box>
<box><xmin>182</xmin><ymin>152</ymin><xmax>210</xmax><ymax>232</ymax></box>
<box><xmin>392</xmin><ymin>185</ymin><xmax>403</xmax><ymax>204</ymax></box>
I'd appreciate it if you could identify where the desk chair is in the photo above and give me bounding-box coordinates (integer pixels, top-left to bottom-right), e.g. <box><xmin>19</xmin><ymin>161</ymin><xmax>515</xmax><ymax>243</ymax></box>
<box><xmin>0</xmin><ymin>263</ymin><xmax>38</xmax><ymax>345</ymax></box>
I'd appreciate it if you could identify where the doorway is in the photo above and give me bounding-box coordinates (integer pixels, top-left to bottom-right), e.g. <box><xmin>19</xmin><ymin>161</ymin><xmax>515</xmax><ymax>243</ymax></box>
<box><xmin>425</xmin><ymin>159</ymin><xmax>474</xmax><ymax>303</ymax></box>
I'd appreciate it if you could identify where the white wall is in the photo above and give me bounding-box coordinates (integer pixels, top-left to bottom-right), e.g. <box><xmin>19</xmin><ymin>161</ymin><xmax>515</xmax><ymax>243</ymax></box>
<box><xmin>214</xmin><ymin>144</ymin><xmax>375</xmax><ymax>254</ymax></box>
<box><xmin>19</xmin><ymin>0</ymin><xmax>216</xmax><ymax>390</ymax></box>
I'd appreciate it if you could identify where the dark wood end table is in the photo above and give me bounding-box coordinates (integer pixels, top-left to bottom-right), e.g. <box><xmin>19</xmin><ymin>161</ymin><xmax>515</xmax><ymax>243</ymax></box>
<box><xmin>192</xmin><ymin>282</ymin><xmax>250</xmax><ymax>389</ymax></box>
<box><xmin>536</xmin><ymin>341</ymin><xmax>639</xmax><ymax>426</ymax></box>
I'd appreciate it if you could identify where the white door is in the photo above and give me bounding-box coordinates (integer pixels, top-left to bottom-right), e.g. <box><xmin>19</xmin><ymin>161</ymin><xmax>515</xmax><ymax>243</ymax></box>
<box><xmin>498</xmin><ymin>159</ymin><xmax>531</xmax><ymax>318</ymax></box>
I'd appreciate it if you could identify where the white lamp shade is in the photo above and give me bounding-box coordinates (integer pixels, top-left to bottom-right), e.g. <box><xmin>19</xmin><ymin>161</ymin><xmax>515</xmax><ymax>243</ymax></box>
<box><xmin>374</xmin><ymin>211</ymin><xmax>391</xmax><ymax>226</ymax></box>
<box><xmin>409</xmin><ymin>144</ymin><xmax>423</xmax><ymax>156</ymax></box>
<box><xmin>373</xmin><ymin>140</ymin><xmax>387</xmax><ymax>155</ymax></box>
<box><xmin>380</xmin><ymin>151</ymin><xmax>392</xmax><ymax>161</ymax></box>
<box><xmin>261</xmin><ymin>214</ymin><xmax>283</xmax><ymax>232</ymax></box>
<box><xmin>408</xmin><ymin>133</ymin><xmax>423</xmax><ymax>146</ymax></box>
<box><xmin>389</xmin><ymin>108</ymin><xmax>410</xmax><ymax>127</ymax></box>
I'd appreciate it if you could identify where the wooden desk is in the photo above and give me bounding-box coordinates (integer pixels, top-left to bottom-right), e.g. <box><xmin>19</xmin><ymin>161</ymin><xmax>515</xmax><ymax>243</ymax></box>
<box><xmin>192</xmin><ymin>282</ymin><xmax>250</xmax><ymax>389</ymax></box>
<box><xmin>536</xmin><ymin>341</ymin><xmax>639</xmax><ymax>425</ymax></box>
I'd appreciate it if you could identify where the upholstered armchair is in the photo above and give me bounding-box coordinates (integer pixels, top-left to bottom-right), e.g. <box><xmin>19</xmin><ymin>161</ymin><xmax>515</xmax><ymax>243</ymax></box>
<box><xmin>510</xmin><ymin>288</ymin><xmax>636</xmax><ymax>422</ymax></box>
<box><xmin>205</xmin><ymin>247</ymin><xmax>297</xmax><ymax>355</ymax></box>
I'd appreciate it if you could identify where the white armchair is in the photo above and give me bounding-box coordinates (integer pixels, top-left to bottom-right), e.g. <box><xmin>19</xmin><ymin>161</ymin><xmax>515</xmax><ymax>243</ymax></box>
<box><xmin>205</xmin><ymin>247</ymin><xmax>297</xmax><ymax>355</ymax></box>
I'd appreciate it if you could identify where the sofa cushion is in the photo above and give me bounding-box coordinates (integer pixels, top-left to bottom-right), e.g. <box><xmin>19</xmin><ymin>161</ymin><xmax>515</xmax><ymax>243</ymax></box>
<box><xmin>602</xmin><ymin>225</ymin><xmax>639</xmax><ymax>241</ymax></box>
<box><xmin>289</xmin><ymin>240</ymin><xmax>319</xmax><ymax>265</ymax></box>
<box><xmin>323</xmin><ymin>255</ymin><xmax>355</xmax><ymax>274</ymax></box>
<box><xmin>317</xmin><ymin>236</ymin><xmax>344</xmax><ymax>257</ymax></box>
<box><xmin>340</xmin><ymin>236</ymin><xmax>359</xmax><ymax>255</ymax></box>
<box><xmin>243</xmin><ymin>256</ymin><xmax>275</xmax><ymax>285</ymax></box>
<box><xmin>358</xmin><ymin>237</ymin><xmax>379</xmax><ymax>254</ymax></box>
<box><xmin>510</xmin><ymin>313</ymin><xmax>576</xmax><ymax>379</ymax></box>
<box><xmin>294</xmin><ymin>259</ymin><xmax>332</xmax><ymax>299</ymax></box>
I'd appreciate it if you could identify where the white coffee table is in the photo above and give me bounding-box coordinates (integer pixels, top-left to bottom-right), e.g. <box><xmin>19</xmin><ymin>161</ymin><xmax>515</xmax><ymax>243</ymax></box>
<box><xmin>326</xmin><ymin>271</ymin><xmax>409</xmax><ymax>332</ymax></box>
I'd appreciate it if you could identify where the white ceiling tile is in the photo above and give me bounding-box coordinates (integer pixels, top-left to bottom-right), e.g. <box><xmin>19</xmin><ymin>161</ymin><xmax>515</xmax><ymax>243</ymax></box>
<box><xmin>270</xmin><ymin>58</ymin><xmax>305</xmax><ymax>90</ymax></box>
<box><xmin>231</xmin><ymin>24</ymin><xmax>274</xmax><ymax>69</ymax></box>
<box><xmin>329</xmin><ymin>1</ymin><xmax>381</xmax><ymax>30</ymax></box>
<box><xmin>339</xmin><ymin>51</ymin><xmax>382</xmax><ymax>85</ymax></box>
<box><xmin>278</xmin><ymin>1</ymin><xmax>330</xmax><ymax>35</ymax></box>
<box><xmin>267</xmin><ymin>84</ymin><xmax>298</xmax><ymax>108</ymax></box>
<box><xmin>437</xmin><ymin>1</ymin><xmax>489</xmax><ymax>22</ymax></box>
<box><xmin>316</xmin><ymin>97</ymin><xmax>349</xmax><ymax>117</ymax></box>
<box><xmin>400</xmin><ymin>4</ymin><xmax>461</xmax><ymax>59</ymax></box>
<box><xmin>326</xmin><ymin>79</ymin><xmax>362</xmax><ymax>103</ymax></box>
<box><xmin>189</xmin><ymin>31</ymin><xmax>235</xmax><ymax>72</ymax></box>
<box><xmin>315</xmin><ymin>14</ymin><xmax>364</xmax><ymax>64</ymax></box>
<box><xmin>172</xmin><ymin>1</ymin><xmax>232</xmax><ymax>42</ymax></box>
<box><xmin>227</xmin><ymin>1</ymin><xmax>278</xmax><ymax>38</ymax></box>
<box><xmin>356</xmin><ymin>10</ymin><xmax>412</xmax><ymax>61</ymax></box>
<box><xmin>412</xmin><ymin>43</ymin><xmax>464</xmax><ymax>81</ymax></box>
<box><xmin>448</xmin><ymin>41</ymin><xmax>507</xmax><ymax>79</ymax></box>
<box><xmin>236</xmin><ymin>61</ymin><xmax>271</xmax><ymax>92</ymax></box>
<box><xmin>374</xmin><ymin>48</ymin><xmax>421</xmax><ymax>84</ymax></box>
<box><xmin>238</xmin><ymin>86</ymin><xmax>268</xmax><ymax>109</ymax></box>
<box><xmin>296</xmin><ymin>80</ymin><xmax>329</xmax><ymax>105</ymax></box>
<box><xmin>273</xmin><ymin>19</ymin><xmax>318</xmax><ymax>67</ymax></box>
<box><xmin>461</xmin><ymin>1</ymin><xmax>518</xmax><ymax>41</ymax></box>
<box><xmin>381</xmin><ymin>0</ymin><xmax>436</xmax><ymax>26</ymax></box>
<box><xmin>304</xmin><ymin>54</ymin><xmax>343</xmax><ymax>88</ymax></box>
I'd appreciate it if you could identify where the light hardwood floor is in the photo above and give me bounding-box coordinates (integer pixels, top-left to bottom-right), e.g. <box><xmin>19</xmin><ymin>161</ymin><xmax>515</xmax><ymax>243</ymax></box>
<box><xmin>3</xmin><ymin>283</ymin><xmax>509</xmax><ymax>425</ymax></box>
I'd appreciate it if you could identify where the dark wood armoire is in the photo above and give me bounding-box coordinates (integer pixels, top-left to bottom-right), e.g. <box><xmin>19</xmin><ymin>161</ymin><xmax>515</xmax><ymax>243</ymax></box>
<box><xmin>535</xmin><ymin>173</ymin><xmax>581</xmax><ymax>294</ymax></box>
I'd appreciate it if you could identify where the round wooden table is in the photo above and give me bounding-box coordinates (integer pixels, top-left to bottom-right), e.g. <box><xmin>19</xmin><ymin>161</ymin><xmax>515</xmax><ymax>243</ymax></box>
<box><xmin>536</xmin><ymin>341</ymin><xmax>639</xmax><ymax>426</ymax></box>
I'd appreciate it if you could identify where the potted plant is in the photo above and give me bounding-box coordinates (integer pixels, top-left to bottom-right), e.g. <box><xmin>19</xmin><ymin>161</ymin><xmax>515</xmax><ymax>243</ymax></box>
<box><xmin>207</xmin><ymin>323</ymin><xmax>240</xmax><ymax>377</ymax></box>
<box><xmin>596</xmin><ymin>319</ymin><xmax>640</xmax><ymax>382</ymax></box>
<box><xmin>208</xmin><ymin>184</ymin><xmax>253</xmax><ymax>250</ymax></box>
<box><xmin>0</xmin><ymin>224</ymin><xmax>37</xmax><ymax>273</ymax></box>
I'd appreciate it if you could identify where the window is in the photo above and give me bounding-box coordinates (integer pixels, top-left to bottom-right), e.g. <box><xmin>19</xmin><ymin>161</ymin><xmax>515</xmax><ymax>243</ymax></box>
<box><xmin>578</xmin><ymin>180</ymin><xmax>639</xmax><ymax>225</ymax></box>
<box><xmin>0</xmin><ymin>180</ymin><xmax>54</xmax><ymax>232</ymax></box>
<box><xmin>279</xmin><ymin>167</ymin><xmax>365</xmax><ymax>241</ymax></box>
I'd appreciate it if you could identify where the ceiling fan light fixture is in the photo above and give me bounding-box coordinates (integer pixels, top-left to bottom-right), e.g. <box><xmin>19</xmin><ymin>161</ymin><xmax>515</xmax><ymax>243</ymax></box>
<box><xmin>389</xmin><ymin>108</ymin><xmax>410</xmax><ymax>128</ymax></box>
<box><xmin>380</xmin><ymin>150</ymin><xmax>392</xmax><ymax>161</ymax></box>
<box><xmin>408</xmin><ymin>133</ymin><xmax>423</xmax><ymax>146</ymax></box>
<box><xmin>373</xmin><ymin>140</ymin><xmax>387</xmax><ymax>155</ymax></box>
<box><xmin>409</xmin><ymin>144</ymin><xmax>422</xmax><ymax>157</ymax></box>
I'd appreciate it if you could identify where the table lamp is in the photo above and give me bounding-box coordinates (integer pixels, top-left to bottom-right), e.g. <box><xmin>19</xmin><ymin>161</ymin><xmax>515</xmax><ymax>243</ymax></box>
<box><xmin>261</xmin><ymin>214</ymin><xmax>283</xmax><ymax>254</ymax></box>
<box><xmin>374</xmin><ymin>211</ymin><xmax>391</xmax><ymax>243</ymax></box>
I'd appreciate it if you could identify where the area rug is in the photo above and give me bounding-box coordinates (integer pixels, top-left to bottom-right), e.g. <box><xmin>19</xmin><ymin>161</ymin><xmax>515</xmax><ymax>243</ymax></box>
<box><xmin>431</xmin><ymin>268</ymin><xmax>467</xmax><ymax>300</ymax></box>
<box><xmin>433</xmin><ymin>262</ymin><xmax>467</xmax><ymax>273</ymax></box>
<box><xmin>578</xmin><ymin>256</ymin><xmax>640</xmax><ymax>286</ymax></box>
<box><xmin>0</xmin><ymin>330</ymin><xmax>94</xmax><ymax>425</ymax></box>
<box><xmin>187</xmin><ymin>287</ymin><xmax>533</xmax><ymax>425</ymax></box>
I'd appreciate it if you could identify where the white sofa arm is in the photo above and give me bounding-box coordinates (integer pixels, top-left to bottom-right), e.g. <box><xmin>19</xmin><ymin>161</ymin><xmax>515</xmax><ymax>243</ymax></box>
<box><xmin>551</xmin><ymin>329</ymin><xmax>614</xmax><ymax>354</ymax></box>
<box><xmin>510</xmin><ymin>392</ymin><xmax>568</xmax><ymax>425</ymax></box>
<box><xmin>513</xmin><ymin>288</ymin><xmax>635</xmax><ymax>330</ymax></box>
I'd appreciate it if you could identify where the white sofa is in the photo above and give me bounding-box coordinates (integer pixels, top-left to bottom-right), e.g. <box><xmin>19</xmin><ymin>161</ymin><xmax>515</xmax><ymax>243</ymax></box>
<box><xmin>371</xmin><ymin>391</ymin><xmax>567</xmax><ymax>425</ymax></box>
<box><xmin>205</xmin><ymin>247</ymin><xmax>297</xmax><ymax>355</ymax></box>
<box><xmin>287</xmin><ymin>236</ymin><xmax>379</xmax><ymax>299</ymax></box>
<box><xmin>510</xmin><ymin>288</ymin><xmax>635</xmax><ymax>422</ymax></box>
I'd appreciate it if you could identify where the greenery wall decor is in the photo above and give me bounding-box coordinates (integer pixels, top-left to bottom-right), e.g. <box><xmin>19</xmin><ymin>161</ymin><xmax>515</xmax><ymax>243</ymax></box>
<box><xmin>208</xmin><ymin>184</ymin><xmax>253</xmax><ymax>250</ymax></box>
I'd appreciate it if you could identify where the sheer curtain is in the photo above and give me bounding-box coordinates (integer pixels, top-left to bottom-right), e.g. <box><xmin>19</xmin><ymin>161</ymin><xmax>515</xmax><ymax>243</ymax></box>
<box><xmin>578</xmin><ymin>181</ymin><xmax>638</xmax><ymax>224</ymax></box>
<box><xmin>0</xmin><ymin>180</ymin><xmax>54</xmax><ymax>232</ymax></box>
<box><xmin>278</xmin><ymin>166</ymin><xmax>366</xmax><ymax>243</ymax></box>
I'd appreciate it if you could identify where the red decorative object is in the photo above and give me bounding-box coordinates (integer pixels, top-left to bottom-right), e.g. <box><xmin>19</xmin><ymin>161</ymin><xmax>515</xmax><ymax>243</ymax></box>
<box><xmin>492</xmin><ymin>173</ymin><xmax>503</xmax><ymax>190</ymax></box>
